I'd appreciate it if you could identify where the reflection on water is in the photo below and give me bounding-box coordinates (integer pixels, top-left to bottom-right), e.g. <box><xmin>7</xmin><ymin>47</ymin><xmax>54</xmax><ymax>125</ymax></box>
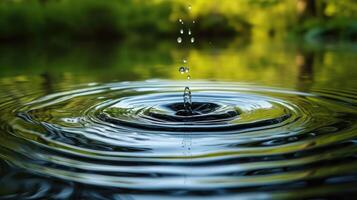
<box><xmin>0</xmin><ymin>40</ymin><xmax>356</xmax><ymax>89</ymax></box>
<box><xmin>0</xmin><ymin>40</ymin><xmax>357</xmax><ymax>199</ymax></box>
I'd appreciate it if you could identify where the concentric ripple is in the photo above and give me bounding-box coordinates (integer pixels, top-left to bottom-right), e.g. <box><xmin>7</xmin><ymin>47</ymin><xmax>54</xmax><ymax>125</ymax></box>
<box><xmin>1</xmin><ymin>80</ymin><xmax>357</xmax><ymax>199</ymax></box>
<box><xmin>98</xmin><ymin>91</ymin><xmax>291</xmax><ymax>132</ymax></box>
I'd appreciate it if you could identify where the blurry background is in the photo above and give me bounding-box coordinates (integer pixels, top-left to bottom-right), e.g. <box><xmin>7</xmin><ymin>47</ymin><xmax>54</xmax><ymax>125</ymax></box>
<box><xmin>0</xmin><ymin>0</ymin><xmax>356</xmax><ymax>90</ymax></box>
<box><xmin>0</xmin><ymin>0</ymin><xmax>356</xmax><ymax>41</ymax></box>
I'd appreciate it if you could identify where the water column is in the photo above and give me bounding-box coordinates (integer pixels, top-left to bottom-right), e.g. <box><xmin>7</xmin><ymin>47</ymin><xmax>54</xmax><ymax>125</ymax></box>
<box><xmin>177</xmin><ymin>5</ymin><xmax>195</xmax><ymax>114</ymax></box>
<box><xmin>177</xmin><ymin>5</ymin><xmax>195</xmax><ymax>185</ymax></box>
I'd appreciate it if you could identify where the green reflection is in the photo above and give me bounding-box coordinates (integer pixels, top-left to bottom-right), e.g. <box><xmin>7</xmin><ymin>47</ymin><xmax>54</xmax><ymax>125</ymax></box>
<box><xmin>0</xmin><ymin>40</ymin><xmax>355</xmax><ymax>91</ymax></box>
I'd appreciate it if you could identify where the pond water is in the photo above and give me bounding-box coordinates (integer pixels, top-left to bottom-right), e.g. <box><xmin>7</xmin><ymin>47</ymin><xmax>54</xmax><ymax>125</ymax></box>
<box><xmin>0</xmin><ymin>40</ymin><xmax>357</xmax><ymax>199</ymax></box>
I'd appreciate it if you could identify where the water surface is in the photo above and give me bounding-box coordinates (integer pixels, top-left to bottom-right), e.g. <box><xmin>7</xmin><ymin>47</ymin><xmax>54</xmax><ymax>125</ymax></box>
<box><xmin>0</xmin><ymin>40</ymin><xmax>356</xmax><ymax>199</ymax></box>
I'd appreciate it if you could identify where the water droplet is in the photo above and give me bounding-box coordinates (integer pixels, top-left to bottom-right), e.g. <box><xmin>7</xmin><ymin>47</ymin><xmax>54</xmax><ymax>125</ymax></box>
<box><xmin>190</xmin><ymin>37</ymin><xmax>195</xmax><ymax>43</ymax></box>
<box><xmin>183</xmin><ymin>59</ymin><xmax>187</xmax><ymax>63</ymax></box>
<box><xmin>188</xmin><ymin>29</ymin><xmax>192</xmax><ymax>35</ymax></box>
<box><xmin>177</xmin><ymin>37</ymin><xmax>182</xmax><ymax>43</ymax></box>
<box><xmin>187</xmin><ymin>75</ymin><xmax>191</xmax><ymax>80</ymax></box>
<box><xmin>180</xmin><ymin>29</ymin><xmax>184</xmax><ymax>34</ymax></box>
<box><xmin>188</xmin><ymin>5</ymin><xmax>192</xmax><ymax>10</ymax></box>
<box><xmin>179</xmin><ymin>19</ymin><xmax>182</xmax><ymax>23</ymax></box>
<box><xmin>179</xmin><ymin>67</ymin><xmax>185</xmax><ymax>74</ymax></box>
<box><xmin>185</xmin><ymin>67</ymin><xmax>190</xmax><ymax>73</ymax></box>
<box><xmin>193</xmin><ymin>20</ymin><xmax>195</xmax><ymax>24</ymax></box>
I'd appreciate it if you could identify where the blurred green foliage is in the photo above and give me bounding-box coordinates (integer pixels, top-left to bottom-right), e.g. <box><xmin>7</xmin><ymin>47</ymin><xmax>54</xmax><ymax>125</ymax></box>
<box><xmin>0</xmin><ymin>0</ymin><xmax>177</xmax><ymax>40</ymax></box>
<box><xmin>0</xmin><ymin>0</ymin><xmax>356</xmax><ymax>41</ymax></box>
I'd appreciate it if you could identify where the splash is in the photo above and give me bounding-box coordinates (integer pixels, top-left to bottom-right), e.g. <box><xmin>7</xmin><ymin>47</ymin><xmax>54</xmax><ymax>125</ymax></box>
<box><xmin>183</xmin><ymin>86</ymin><xmax>192</xmax><ymax>114</ymax></box>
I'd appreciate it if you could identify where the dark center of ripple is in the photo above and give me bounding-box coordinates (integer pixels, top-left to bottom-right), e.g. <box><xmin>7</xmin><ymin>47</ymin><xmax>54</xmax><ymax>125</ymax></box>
<box><xmin>96</xmin><ymin>92</ymin><xmax>293</xmax><ymax>132</ymax></box>
<box><xmin>148</xmin><ymin>102</ymin><xmax>239</xmax><ymax>122</ymax></box>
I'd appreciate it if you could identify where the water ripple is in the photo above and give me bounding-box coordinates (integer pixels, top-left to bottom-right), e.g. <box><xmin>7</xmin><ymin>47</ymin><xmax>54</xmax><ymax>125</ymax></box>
<box><xmin>1</xmin><ymin>80</ymin><xmax>357</xmax><ymax>198</ymax></box>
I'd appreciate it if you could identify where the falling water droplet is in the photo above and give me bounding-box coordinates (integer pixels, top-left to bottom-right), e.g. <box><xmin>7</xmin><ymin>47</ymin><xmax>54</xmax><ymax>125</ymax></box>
<box><xmin>188</xmin><ymin>5</ymin><xmax>192</xmax><ymax>10</ymax></box>
<box><xmin>177</xmin><ymin>37</ymin><xmax>182</xmax><ymax>43</ymax></box>
<box><xmin>187</xmin><ymin>75</ymin><xmax>191</xmax><ymax>80</ymax></box>
<box><xmin>183</xmin><ymin>59</ymin><xmax>187</xmax><ymax>63</ymax></box>
<box><xmin>193</xmin><ymin>20</ymin><xmax>196</xmax><ymax>24</ymax></box>
<box><xmin>188</xmin><ymin>29</ymin><xmax>192</xmax><ymax>35</ymax></box>
<box><xmin>179</xmin><ymin>19</ymin><xmax>182</xmax><ymax>23</ymax></box>
<box><xmin>185</xmin><ymin>67</ymin><xmax>190</xmax><ymax>73</ymax></box>
<box><xmin>180</xmin><ymin>29</ymin><xmax>184</xmax><ymax>34</ymax></box>
<box><xmin>179</xmin><ymin>67</ymin><xmax>185</xmax><ymax>74</ymax></box>
<box><xmin>190</xmin><ymin>37</ymin><xmax>195</xmax><ymax>43</ymax></box>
